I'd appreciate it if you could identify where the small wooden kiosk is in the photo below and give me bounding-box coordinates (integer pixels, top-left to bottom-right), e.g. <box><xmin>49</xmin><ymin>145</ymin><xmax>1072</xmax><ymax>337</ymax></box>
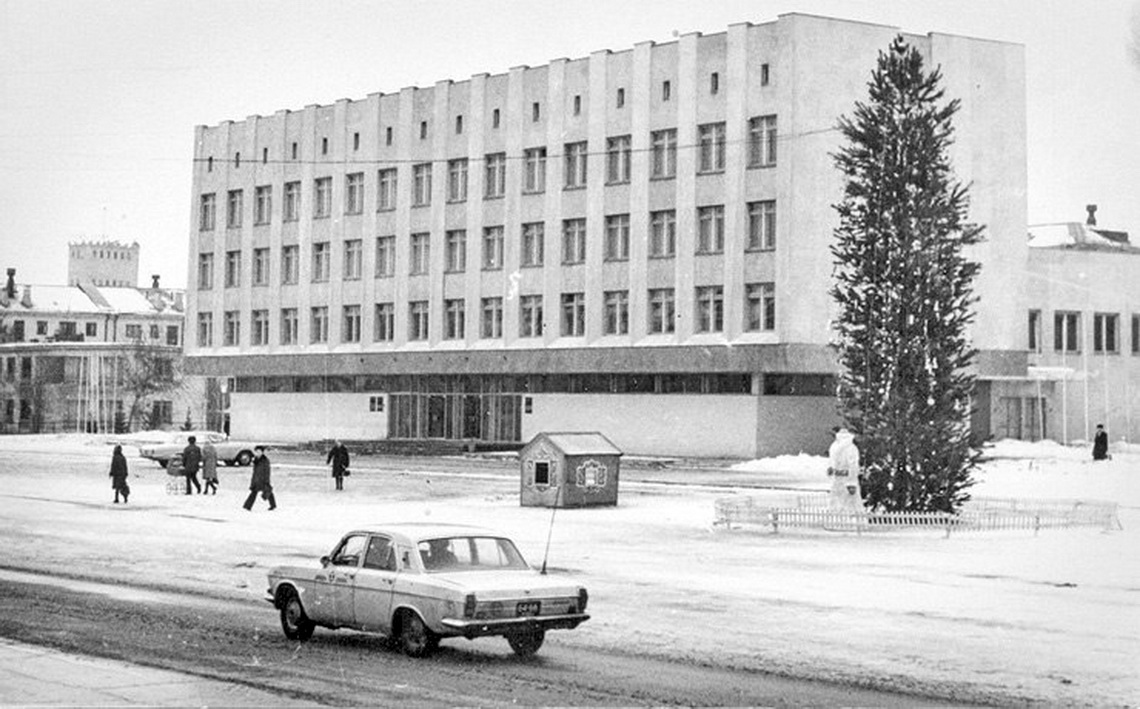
<box><xmin>519</xmin><ymin>432</ymin><xmax>622</xmax><ymax>507</ymax></box>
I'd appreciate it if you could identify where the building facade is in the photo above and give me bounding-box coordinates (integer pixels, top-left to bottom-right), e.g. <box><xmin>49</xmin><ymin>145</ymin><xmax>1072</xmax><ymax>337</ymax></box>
<box><xmin>185</xmin><ymin>14</ymin><xmax>1030</xmax><ymax>457</ymax></box>
<box><xmin>68</xmin><ymin>239</ymin><xmax>140</xmax><ymax>287</ymax></box>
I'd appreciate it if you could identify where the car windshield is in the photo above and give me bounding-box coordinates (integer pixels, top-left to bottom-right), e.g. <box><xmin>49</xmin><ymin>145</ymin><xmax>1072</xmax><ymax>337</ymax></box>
<box><xmin>417</xmin><ymin>536</ymin><xmax>528</xmax><ymax>572</ymax></box>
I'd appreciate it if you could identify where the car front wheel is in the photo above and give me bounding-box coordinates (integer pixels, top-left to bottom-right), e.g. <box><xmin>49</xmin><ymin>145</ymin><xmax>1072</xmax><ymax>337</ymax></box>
<box><xmin>507</xmin><ymin>629</ymin><xmax>545</xmax><ymax>657</ymax></box>
<box><xmin>397</xmin><ymin>611</ymin><xmax>438</xmax><ymax>657</ymax></box>
<box><xmin>279</xmin><ymin>589</ymin><xmax>314</xmax><ymax>641</ymax></box>
<box><xmin>236</xmin><ymin>451</ymin><xmax>253</xmax><ymax>466</ymax></box>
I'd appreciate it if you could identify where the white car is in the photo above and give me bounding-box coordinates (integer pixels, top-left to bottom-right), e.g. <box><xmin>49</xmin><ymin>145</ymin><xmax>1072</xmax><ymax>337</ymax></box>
<box><xmin>266</xmin><ymin>523</ymin><xmax>590</xmax><ymax>657</ymax></box>
<box><xmin>136</xmin><ymin>431</ymin><xmax>258</xmax><ymax>467</ymax></box>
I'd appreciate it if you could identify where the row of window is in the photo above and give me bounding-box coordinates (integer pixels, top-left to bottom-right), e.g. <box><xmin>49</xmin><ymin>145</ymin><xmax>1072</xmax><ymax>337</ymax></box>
<box><xmin>197</xmin><ymin>202</ymin><xmax>776</xmax><ymax>289</ymax></box>
<box><xmin>196</xmin><ymin>284</ymin><xmax>776</xmax><ymax>348</ymax></box>
<box><xmin>205</xmin><ymin>68</ymin><xmax>775</xmax><ymax>172</ymax></box>
<box><xmin>198</xmin><ymin>117</ymin><xmax>778</xmax><ymax>229</ymax></box>
<box><xmin>2</xmin><ymin>319</ymin><xmax>180</xmax><ymax>345</ymax></box>
<box><xmin>1028</xmin><ymin>310</ymin><xmax>1140</xmax><ymax>355</ymax></box>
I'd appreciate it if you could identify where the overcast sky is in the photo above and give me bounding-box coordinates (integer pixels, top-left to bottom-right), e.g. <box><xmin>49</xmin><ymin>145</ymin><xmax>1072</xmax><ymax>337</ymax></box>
<box><xmin>2</xmin><ymin>0</ymin><xmax>1138</xmax><ymax>289</ymax></box>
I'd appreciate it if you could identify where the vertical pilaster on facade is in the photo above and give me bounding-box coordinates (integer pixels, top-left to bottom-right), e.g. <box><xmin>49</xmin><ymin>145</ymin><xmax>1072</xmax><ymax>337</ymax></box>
<box><xmin>582</xmin><ymin>50</ymin><xmax>610</xmax><ymax>343</ymax></box>
<box><xmin>361</xmin><ymin>93</ymin><xmax>383</xmax><ymax>346</ymax></box>
<box><xmin>295</xmin><ymin>106</ymin><xmax>319</xmax><ymax>345</ymax></box>
<box><xmin>723</xmin><ymin>23</ymin><xmax>750</xmax><ymax>339</ymax></box>
<box><xmin>465</xmin><ymin>75</ymin><xmax>488</xmax><ymax>346</ymax></box>
<box><xmin>394</xmin><ymin>89</ymin><xmax>415</xmax><ymax>346</ymax></box>
<box><xmin>628</xmin><ymin>41</ymin><xmax>654</xmax><ymax>341</ymax></box>
<box><xmin>503</xmin><ymin>65</ymin><xmax>530</xmax><ymax>343</ymax></box>
<box><xmin>539</xmin><ymin>60</ymin><xmax>567</xmax><ymax>348</ymax></box>
<box><xmin>674</xmin><ymin>32</ymin><xmax>702</xmax><ymax>340</ymax></box>
<box><xmin>429</xmin><ymin>81</ymin><xmax>452</xmax><ymax>346</ymax></box>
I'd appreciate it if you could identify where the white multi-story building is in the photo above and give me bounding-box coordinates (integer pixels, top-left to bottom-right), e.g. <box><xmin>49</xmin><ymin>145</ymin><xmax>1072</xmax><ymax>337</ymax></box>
<box><xmin>185</xmin><ymin>14</ymin><xmax>1031</xmax><ymax>456</ymax></box>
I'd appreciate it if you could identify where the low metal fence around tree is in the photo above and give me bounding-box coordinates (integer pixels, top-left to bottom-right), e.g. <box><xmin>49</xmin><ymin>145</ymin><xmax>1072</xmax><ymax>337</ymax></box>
<box><xmin>713</xmin><ymin>494</ymin><xmax>1121</xmax><ymax>537</ymax></box>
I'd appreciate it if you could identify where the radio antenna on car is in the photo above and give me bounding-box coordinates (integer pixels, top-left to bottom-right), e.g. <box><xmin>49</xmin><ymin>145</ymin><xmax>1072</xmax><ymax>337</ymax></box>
<box><xmin>539</xmin><ymin>481</ymin><xmax>562</xmax><ymax>575</ymax></box>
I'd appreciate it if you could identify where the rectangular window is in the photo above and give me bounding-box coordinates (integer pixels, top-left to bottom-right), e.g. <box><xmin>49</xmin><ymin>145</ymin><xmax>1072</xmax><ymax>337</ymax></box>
<box><xmin>532</xmin><ymin>101</ymin><xmax>541</xmax><ymax>122</ymax></box>
<box><xmin>412</xmin><ymin>163</ymin><xmax>432</xmax><ymax>206</ymax></box>
<box><xmin>444</xmin><ymin>299</ymin><xmax>465</xmax><ymax>340</ymax></box>
<box><xmin>252</xmin><ymin>247</ymin><xmax>269</xmax><ymax>286</ymax></box>
<box><xmin>662</xmin><ymin>80</ymin><xmax>671</xmax><ymax>101</ymax></box>
<box><xmin>650</xmin><ymin>210</ymin><xmax>676</xmax><ymax>258</ymax></box>
<box><xmin>650</xmin><ymin>129</ymin><xmax>677</xmax><ymax>179</ymax></box>
<box><xmin>196</xmin><ymin>312</ymin><xmax>213</xmax><ymax>347</ymax></box>
<box><xmin>698</xmin><ymin>123</ymin><xmax>726</xmax><ymax>173</ymax></box>
<box><xmin>226</xmin><ymin>189</ymin><xmax>243</xmax><ymax>228</ymax></box>
<box><xmin>1133</xmin><ymin>314</ymin><xmax>1140</xmax><ymax>355</ymax></box>
<box><xmin>85</xmin><ymin>322</ymin><xmax>97</xmax><ymax>338</ymax></box>
<box><xmin>564</xmin><ymin>141</ymin><xmax>587</xmax><ymax>188</ymax></box>
<box><xmin>166</xmin><ymin>325</ymin><xmax>179</xmax><ymax>346</ymax></box>
<box><xmin>710</xmin><ymin>72</ymin><xmax>720</xmax><ymax>94</ymax></box>
<box><xmin>484</xmin><ymin>152</ymin><xmax>506</xmax><ymax>198</ymax></box>
<box><xmin>223</xmin><ymin>310</ymin><xmax>240</xmax><ymax>346</ymax></box>
<box><xmin>746</xmin><ymin>283</ymin><xmax>776</xmax><ymax>331</ymax></box>
<box><xmin>561</xmin><ymin>293</ymin><xmax>585</xmax><ymax>337</ymax></box>
<box><xmin>523</xmin><ymin>147</ymin><xmax>546</xmax><ymax>193</ymax></box>
<box><xmin>521</xmin><ymin>222</ymin><xmax>544</xmax><ymax>267</ymax></box>
<box><xmin>1054</xmin><ymin>311</ymin><xmax>1081</xmax><ymax>353</ymax></box>
<box><xmin>377</xmin><ymin>169</ymin><xmax>397</xmax><ymax>210</ymax></box>
<box><xmin>374</xmin><ymin>303</ymin><xmax>394</xmax><ymax>342</ymax></box>
<box><xmin>562</xmin><ymin>219</ymin><xmax>586</xmax><ymax>264</ymax></box>
<box><xmin>149</xmin><ymin>324</ymin><xmax>159</xmax><ymax>340</ymax></box>
<box><xmin>697</xmin><ymin>205</ymin><xmax>725</xmax><ymax>254</ymax></box>
<box><xmin>313</xmin><ymin>177</ymin><xmax>332</xmax><ymax>218</ymax></box>
<box><xmin>375</xmin><ymin>236</ymin><xmax>395</xmax><ymax>278</ymax></box>
<box><xmin>311</xmin><ymin>242</ymin><xmax>330</xmax><ymax>282</ymax></box>
<box><xmin>1028</xmin><ymin>309</ymin><xmax>1042</xmax><ymax>352</ymax></box>
<box><xmin>606</xmin><ymin>135</ymin><xmax>631</xmax><ymax>183</ymax></box>
<box><xmin>616</xmin><ymin>87</ymin><xmax>625</xmax><ymax>108</ymax></box>
<box><xmin>199</xmin><ymin>193</ymin><xmax>216</xmax><ymax>230</ymax></box>
<box><xmin>761</xmin><ymin>63</ymin><xmax>770</xmax><ymax>86</ymax></box>
<box><xmin>342</xmin><ymin>305</ymin><xmax>362</xmax><ymax>343</ymax></box>
<box><xmin>410</xmin><ymin>233</ymin><xmax>430</xmax><ymax>275</ymax></box>
<box><xmin>125</xmin><ymin>324</ymin><xmax>141</xmax><ymax>340</ymax></box>
<box><xmin>696</xmin><ymin>286</ymin><xmax>725</xmax><ymax>333</ymax></box>
<box><xmin>254</xmin><ymin>186</ymin><xmax>272</xmax><ymax>225</ymax></box>
<box><xmin>749</xmin><ymin>115</ymin><xmax>778</xmax><ymax>167</ymax></box>
<box><xmin>280</xmin><ymin>308</ymin><xmax>298</xmax><ymax>345</ymax></box>
<box><xmin>604</xmin><ymin>214</ymin><xmax>630</xmax><ymax>261</ymax></box>
<box><xmin>408</xmin><ymin>301</ymin><xmax>430</xmax><ymax>341</ymax></box>
<box><xmin>281</xmin><ymin>245</ymin><xmax>299</xmax><ymax>285</ymax></box>
<box><xmin>343</xmin><ymin>239</ymin><xmax>362</xmax><ymax>280</ymax></box>
<box><xmin>604</xmin><ymin>290</ymin><xmax>629</xmax><ymax>335</ymax></box>
<box><xmin>197</xmin><ymin>253</ymin><xmax>214</xmax><ymax>290</ymax></box>
<box><xmin>482</xmin><ymin>226</ymin><xmax>504</xmax><ymax>270</ymax></box>
<box><xmin>251</xmin><ymin>309</ymin><xmax>269</xmax><ymax>345</ymax></box>
<box><xmin>481</xmin><ymin>297</ymin><xmax>503</xmax><ymax>339</ymax></box>
<box><xmin>520</xmin><ymin>295</ymin><xmax>544</xmax><ymax>337</ymax></box>
<box><xmin>283</xmin><ymin>181</ymin><xmax>300</xmax><ymax>221</ymax></box>
<box><xmin>310</xmin><ymin>306</ymin><xmax>329</xmax><ymax>343</ymax></box>
<box><xmin>1094</xmin><ymin>313</ymin><xmax>1119</xmax><ymax>353</ymax></box>
<box><xmin>445</xmin><ymin>230</ymin><xmax>467</xmax><ymax>272</ymax></box>
<box><xmin>447</xmin><ymin>159</ymin><xmax>468</xmax><ymax>202</ymax></box>
<box><xmin>747</xmin><ymin>200</ymin><xmax>777</xmax><ymax>251</ymax></box>
<box><xmin>648</xmin><ymin>288</ymin><xmax>675</xmax><ymax>334</ymax></box>
<box><xmin>36</xmin><ymin>321</ymin><xmax>47</xmax><ymax>335</ymax></box>
<box><xmin>345</xmin><ymin>172</ymin><xmax>364</xmax><ymax>214</ymax></box>
<box><xmin>224</xmin><ymin>250</ymin><xmax>241</xmax><ymax>288</ymax></box>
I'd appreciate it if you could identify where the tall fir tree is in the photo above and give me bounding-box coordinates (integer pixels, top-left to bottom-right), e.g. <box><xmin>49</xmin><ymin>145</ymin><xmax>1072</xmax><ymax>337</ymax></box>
<box><xmin>830</xmin><ymin>36</ymin><xmax>984</xmax><ymax>513</ymax></box>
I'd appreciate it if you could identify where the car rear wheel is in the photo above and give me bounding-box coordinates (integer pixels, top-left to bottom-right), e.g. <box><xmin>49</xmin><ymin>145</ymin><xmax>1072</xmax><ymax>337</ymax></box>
<box><xmin>279</xmin><ymin>589</ymin><xmax>314</xmax><ymax>641</ymax></box>
<box><xmin>397</xmin><ymin>611</ymin><xmax>438</xmax><ymax>657</ymax></box>
<box><xmin>507</xmin><ymin>629</ymin><xmax>545</xmax><ymax>657</ymax></box>
<box><xmin>236</xmin><ymin>451</ymin><xmax>253</xmax><ymax>466</ymax></box>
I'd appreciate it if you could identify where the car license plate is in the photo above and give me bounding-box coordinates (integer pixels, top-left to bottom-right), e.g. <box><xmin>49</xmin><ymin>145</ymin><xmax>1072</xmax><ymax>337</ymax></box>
<box><xmin>516</xmin><ymin>601</ymin><xmax>540</xmax><ymax>617</ymax></box>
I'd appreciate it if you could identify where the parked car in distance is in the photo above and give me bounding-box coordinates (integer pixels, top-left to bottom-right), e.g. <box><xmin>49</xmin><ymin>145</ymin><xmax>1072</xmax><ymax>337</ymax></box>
<box><xmin>267</xmin><ymin>523</ymin><xmax>590</xmax><ymax>658</ymax></box>
<box><xmin>136</xmin><ymin>430</ymin><xmax>259</xmax><ymax>468</ymax></box>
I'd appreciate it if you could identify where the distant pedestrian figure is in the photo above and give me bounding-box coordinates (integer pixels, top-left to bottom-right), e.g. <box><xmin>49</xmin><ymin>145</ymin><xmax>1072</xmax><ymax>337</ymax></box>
<box><xmin>183</xmin><ymin>435</ymin><xmax>203</xmax><ymax>495</ymax></box>
<box><xmin>243</xmin><ymin>446</ymin><xmax>277</xmax><ymax>511</ymax></box>
<box><xmin>827</xmin><ymin>427</ymin><xmax>864</xmax><ymax>512</ymax></box>
<box><xmin>109</xmin><ymin>444</ymin><xmax>130</xmax><ymax>504</ymax></box>
<box><xmin>1092</xmin><ymin>424</ymin><xmax>1109</xmax><ymax>461</ymax></box>
<box><xmin>327</xmin><ymin>440</ymin><xmax>350</xmax><ymax>491</ymax></box>
<box><xmin>202</xmin><ymin>440</ymin><xmax>219</xmax><ymax>494</ymax></box>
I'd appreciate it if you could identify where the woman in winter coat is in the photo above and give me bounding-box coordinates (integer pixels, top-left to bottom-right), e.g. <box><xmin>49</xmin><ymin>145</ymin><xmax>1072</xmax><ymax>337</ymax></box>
<box><xmin>109</xmin><ymin>445</ymin><xmax>130</xmax><ymax>504</ymax></box>
<box><xmin>202</xmin><ymin>441</ymin><xmax>219</xmax><ymax>494</ymax></box>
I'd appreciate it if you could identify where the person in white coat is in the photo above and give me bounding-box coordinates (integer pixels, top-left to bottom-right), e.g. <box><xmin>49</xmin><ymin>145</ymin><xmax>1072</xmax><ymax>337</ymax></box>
<box><xmin>827</xmin><ymin>428</ymin><xmax>864</xmax><ymax>512</ymax></box>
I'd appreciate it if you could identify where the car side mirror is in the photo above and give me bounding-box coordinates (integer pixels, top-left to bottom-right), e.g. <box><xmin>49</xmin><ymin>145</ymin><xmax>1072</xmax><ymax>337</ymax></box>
<box><xmin>320</xmin><ymin>556</ymin><xmax>330</xmax><ymax>568</ymax></box>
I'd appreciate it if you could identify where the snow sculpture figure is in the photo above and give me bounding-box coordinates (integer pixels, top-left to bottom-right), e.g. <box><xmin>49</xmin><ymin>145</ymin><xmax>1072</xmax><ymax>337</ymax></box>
<box><xmin>827</xmin><ymin>428</ymin><xmax>865</xmax><ymax>512</ymax></box>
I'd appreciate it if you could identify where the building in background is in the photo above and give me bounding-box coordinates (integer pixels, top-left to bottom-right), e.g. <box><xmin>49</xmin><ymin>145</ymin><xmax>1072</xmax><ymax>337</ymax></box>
<box><xmin>1023</xmin><ymin>206</ymin><xmax>1140</xmax><ymax>445</ymax></box>
<box><xmin>0</xmin><ymin>267</ymin><xmax>208</xmax><ymax>434</ymax></box>
<box><xmin>184</xmin><ymin>13</ymin><xmax>1032</xmax><ymax>456</ymax></box>
<box><xmin>68</xmin><ymin>239</ymin><xmax>140</xmax><ymax>287</ymax></box>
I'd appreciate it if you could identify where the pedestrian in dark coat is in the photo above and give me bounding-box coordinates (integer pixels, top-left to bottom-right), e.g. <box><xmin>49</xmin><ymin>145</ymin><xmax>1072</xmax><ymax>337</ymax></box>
<box><xmin>109</xmin><ymin>445</ymin><xmax>130</xmax><ymax>504</ymax></box>
<box><xmin>182</xmin><ymin>436</ymin><xmax>203</xmax><ymax>495</ymax></box>
<box><xmin>327</xmin><ymin>440</ymin><xmax>350</xmax><ymax>491</ymax></box>
<box><xmin>202</xmin><ymin>441</ymin><xmax>219</xmax><ymax>494</ymax></box>
<box><xmin>243</xmin><ymin>446</ymin><xmax>277</xmax><ymax>511</ymax></box>
<box><xmin>1092</xmin><ymin>424</ymin><xmax>1109</xmax><ymax>461</ymax></box>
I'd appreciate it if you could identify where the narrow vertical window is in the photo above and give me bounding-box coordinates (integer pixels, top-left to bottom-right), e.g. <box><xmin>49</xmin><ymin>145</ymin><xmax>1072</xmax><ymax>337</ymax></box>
<box><xmin>321</xmin><ymin>137</ymin><xmax>328</xmax><ymax>155</ymax></box>
<box><xmin>1028</xmin><ymin>310</ymin><xmax>1041</xmax><ymax>352</ymax></box>
<box><xmin>573</xmin><ymin>95</ymin><xmax>581</xmax><ymax>116</ymax></box>
<box><xmin>353</xmin><ymin>132</ymin><xmax>360</xmax><ymax>151</ymax></box>
<box><xmin>616</xmin><ymin>88</ymin><xmax>625</xmax><ymax>108</ymax></box>
<box><xmin>291</xmin><ymin>142</ymin><xmax>298</xmax><ymax>159</ymax></box>
<box><xmin>662</xmin><ymin>80</ymin><xmax>671</xmax><ymax>101</ymax></box>
<box><xmin>710</xmin><ymin>72</ymin><xmax>719</xmax><ymax>94</ymax></box>
<box><xmin>761</xmin><ymin>63</ymin><xmax>770</xmax><ymax>86</ymax></box>
<box><xmin>532</xmin><ymin>102</ymin><xmax>541</xmax><ymax>122</ymax></box>
<box><xmin>419</xmin><ymin>121</ymin><xmax>428</xmax><ymax>140</ymax></box>
<box><xmin>455</xmin><ymin>115</ymin><xmax>463</xmax><ymax>134</ymax></box>
<box><xmin>385</xmin><ymin>127</ymin><xmax>393</xmax><ymax>146</ymax></box>
<box><xmin>492</xmin><ymin>108</ymin><xmax>500</xmax><ymax>129</ymax></box>
<box><xmin>262</xmin><ymin>147</ymin><xmax>268</xmax><ymax>164</ymax></box>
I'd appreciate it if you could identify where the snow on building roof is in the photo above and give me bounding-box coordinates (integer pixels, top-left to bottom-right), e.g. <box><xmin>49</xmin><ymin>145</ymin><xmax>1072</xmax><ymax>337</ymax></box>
<box><xmin>98</xmin><ymin>287</ymin><xmax>161</xmax><ymax>312</ymax></box>
<box><xmin>0</xmin><ymin>283</ymin><xmax>181</xmax><ymax>316</ymax></box>
<box><xmin>533</xmin><ymin>432</ymin><xmax>623</xmax><ymax>456</ymax></box>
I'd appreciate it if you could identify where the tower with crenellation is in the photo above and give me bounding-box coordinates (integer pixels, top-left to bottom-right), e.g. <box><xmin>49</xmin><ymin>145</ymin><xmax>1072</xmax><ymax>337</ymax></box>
<box><xmin>67</xmin><ymin>239</ymin><xmax>140</xmax><ymax>287</ymax></box>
